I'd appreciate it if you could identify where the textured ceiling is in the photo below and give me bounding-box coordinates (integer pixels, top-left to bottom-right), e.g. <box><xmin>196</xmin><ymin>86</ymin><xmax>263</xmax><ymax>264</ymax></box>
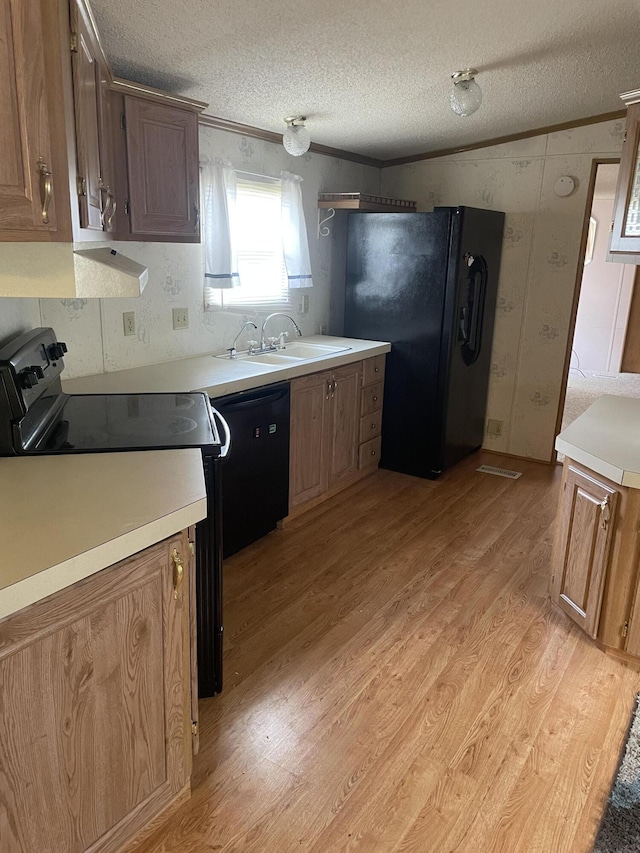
<box><xmin>89</xmin><ymin>0</ymin><xmax>640</xmax><ymax>160</ymax></box>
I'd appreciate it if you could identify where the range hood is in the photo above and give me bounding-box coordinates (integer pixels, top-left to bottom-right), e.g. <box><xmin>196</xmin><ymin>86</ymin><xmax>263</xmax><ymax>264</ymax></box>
<box><xmin>72</xmin><ymin>247</ymin><xmax>148</xmax><ymax>297</ymax></box>
<box><xmin>0</xmin><ymin>243</ymin><xmax>148</xmax><ymax>299</ymax></box>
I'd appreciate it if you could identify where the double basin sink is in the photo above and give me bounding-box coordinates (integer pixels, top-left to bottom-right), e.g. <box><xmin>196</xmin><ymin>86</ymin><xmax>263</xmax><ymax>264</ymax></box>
<box><xmin>215</xmin><ymin>341</ymin><xmax>352</xmax><ymax>367</ymax></box>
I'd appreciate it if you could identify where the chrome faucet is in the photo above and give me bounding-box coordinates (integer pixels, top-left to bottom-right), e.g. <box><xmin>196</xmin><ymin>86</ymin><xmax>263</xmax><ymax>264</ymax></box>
<box><xmin>259</xmin><ymin>313</ymin><xmax>303</xmax><ymax>352</ymax></box>
<box><xmin>227</xmin><ymin>321</ymin><xmax>257</xmax><ymax>359</ymax></box>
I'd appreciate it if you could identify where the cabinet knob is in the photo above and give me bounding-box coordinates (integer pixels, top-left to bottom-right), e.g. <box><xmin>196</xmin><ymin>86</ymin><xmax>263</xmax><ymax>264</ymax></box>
<box><xmin>371</xmin><ymin>449</ymin><xmax>376</xmax><ymax>456</ymax></box>
<box><xmin>373</xmin><ymin>395</ymin><xmax>378</xmax><ymax>402</ymax></box>
<box><xmin>375</xmin><ymin>366</ymin><xmax>379</xmax><ymax>373</ymax></box>
<box><xmin>600</xmin><ymin>495</ymin><xmax>611</xmax><ymax>530</ymax></box>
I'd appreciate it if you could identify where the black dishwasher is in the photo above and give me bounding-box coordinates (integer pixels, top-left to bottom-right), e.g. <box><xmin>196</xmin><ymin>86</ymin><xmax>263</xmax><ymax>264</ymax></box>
<box><xmin>212</xmin><ymin>382</ymin><xmax>290</xmax><ymax>558</ymax></box>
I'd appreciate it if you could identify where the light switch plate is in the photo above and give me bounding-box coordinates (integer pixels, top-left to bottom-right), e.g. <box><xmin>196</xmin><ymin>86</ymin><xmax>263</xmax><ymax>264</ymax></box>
<box><xmin>123</xmin><ymin>311</ymin><xmax>135</xmax><ymax>336</ymax></box>
<box><xmin>173</xmin><ymin>308</ymin><xmax>189</xmax><ymax>330</ymax></box>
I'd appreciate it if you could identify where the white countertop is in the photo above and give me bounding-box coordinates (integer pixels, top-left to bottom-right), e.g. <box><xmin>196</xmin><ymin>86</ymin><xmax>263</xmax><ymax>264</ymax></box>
<box><xmin>0</xmin><ymin>449</ymin><xmax>207</xmax><ymax>620</ymax></box>
<box><xmin>555</xmin><ymin>395</ymin><xmax>640</xmax><ymax>488</ymax></box>
<box><xmin>63</xmin><ymin>335</ymin><xmax>391</xmax><ymax>397</ymax></box>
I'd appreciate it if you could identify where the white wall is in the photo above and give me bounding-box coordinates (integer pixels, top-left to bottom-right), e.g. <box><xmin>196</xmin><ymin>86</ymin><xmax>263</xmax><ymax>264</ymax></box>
<box><xmin>572</xmin><ymin>196</ymin><xmax>634</xmax><ymax>374</ymax></box>
<box><xmin>381</xmin><ymin>119</ymin><xmax>626</xmax><ymax>461</ymax></box>
<box><xmin>33</xmin><ymin>126</ymin><xmax>379</xmax><ymax>378</ymax></box>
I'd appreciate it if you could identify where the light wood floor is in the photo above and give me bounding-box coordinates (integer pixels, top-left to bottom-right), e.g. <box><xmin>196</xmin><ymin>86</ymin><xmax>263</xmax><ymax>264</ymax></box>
<box><xmin>129</xmin><ymin>452</ymin><xmax>640</xmax><ymax>853</ymax></box>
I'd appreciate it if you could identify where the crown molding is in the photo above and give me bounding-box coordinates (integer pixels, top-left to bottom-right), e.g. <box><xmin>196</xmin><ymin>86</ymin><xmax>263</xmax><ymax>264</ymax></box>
<box><xmin>382</xmin><ymin>110</ymin><xmax>627</xmax><ymax>168</ymax></box>
<box><xmin>199</xmin><ymin>110</ymin><xmax>627</xmax><ymax>170</ymax></box>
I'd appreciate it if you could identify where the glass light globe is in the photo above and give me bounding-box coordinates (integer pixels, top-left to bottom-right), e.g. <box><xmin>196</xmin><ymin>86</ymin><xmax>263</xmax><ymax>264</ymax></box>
<box><xmin>450</xmin><ymin>74</ymin><xmax>482</xmax><ymax>117</ymax></box>
<box><xmin>283</xmin><ymin>123</ymin><xmax>311</xmax><ymax>156</ymax></box>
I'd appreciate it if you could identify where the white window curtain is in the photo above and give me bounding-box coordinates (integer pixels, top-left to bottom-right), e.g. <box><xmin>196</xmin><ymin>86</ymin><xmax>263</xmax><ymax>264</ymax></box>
<box><xmin>201</xmin><ymin>158</ymin><xmax>239</xmax><ymax>308</ymax></box>
<box><xmin>281</xmin><ymin>171</ymin><xmax>313</xmax><ymax>289</ymax></box>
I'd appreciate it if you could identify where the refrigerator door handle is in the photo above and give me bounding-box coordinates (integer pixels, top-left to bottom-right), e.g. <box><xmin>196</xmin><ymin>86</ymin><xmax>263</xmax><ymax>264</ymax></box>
<box><xmin>461</xmin><ymin>255</ymin><xmax>488</xmax><ymax>366</ymax></box>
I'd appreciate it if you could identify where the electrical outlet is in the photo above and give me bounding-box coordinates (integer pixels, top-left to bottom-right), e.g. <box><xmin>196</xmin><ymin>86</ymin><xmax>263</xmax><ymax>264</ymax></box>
<box><xmin>123</xmin><ymin>311</ymin><xmax>135</xmax><ymax>336</ymax></box>
<box><xmin>173</xmin><ymin>308</ymin><xmax>189</xmax><ymax>330</ymax></box>
<box><xmin>486</xmin><ymin>418</ymin><xmax>503</xmax><ymax>437</ymax></box>
<box><xmin>299</xmin><ymin>293</ymin><xmax>310</xmax><ymax>314</ymax></box>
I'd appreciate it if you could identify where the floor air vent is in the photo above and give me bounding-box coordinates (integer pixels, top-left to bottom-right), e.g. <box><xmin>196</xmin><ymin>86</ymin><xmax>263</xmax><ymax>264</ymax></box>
<box><xmin>476</xmin><ymin>464</ymin><xmax>522</xmax><ymax>480</ymax></box>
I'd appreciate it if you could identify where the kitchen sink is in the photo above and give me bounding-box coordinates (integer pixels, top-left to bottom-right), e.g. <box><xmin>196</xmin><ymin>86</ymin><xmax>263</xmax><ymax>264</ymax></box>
<box><xmin>215</xmin><ymin>342</ymin><xmax>352</xmax><ymax>366</ymax></box>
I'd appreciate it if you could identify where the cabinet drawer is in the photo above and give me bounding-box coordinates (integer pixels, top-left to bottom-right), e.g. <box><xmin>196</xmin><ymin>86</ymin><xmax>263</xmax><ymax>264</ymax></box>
<box><xmin>361</xmin><ymin>381</ymin><xmax>384</xmax><ymax>415</ymax></box>
<box><xmin>359</xmin><ymin>436</ymin><xmax>382</xmax><ymax>470</ymax></box>
<box><xmin>362</xmin><ymin>355</ymin><xmax>386</xmax><ymax>387</ymax></box>
<box><xmin>359</xmin><ymin>410</ymin><xmax>382</xmax><ymax>444</ymax></box>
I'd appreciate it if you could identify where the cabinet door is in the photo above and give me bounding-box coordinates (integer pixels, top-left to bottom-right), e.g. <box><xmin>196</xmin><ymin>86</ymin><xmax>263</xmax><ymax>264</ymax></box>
<box><xmin>70</xmin><ymin>0</ymin><xmax>104</xmax><ymax>231</ymax></box>
<box><xmin>124</xmin><ymin>96</ymin><xmax>200</xmax><ymax>239</ymax></box>
<box><xmin>290</xmin><ymin>371</ymin><xmax>331</xmax><ymax>508</ymax></box>
<box><xmin>327</xmin><ymin>363</ymin><xmax>362</xmax><ymax>489</ymax></box>
<box><xmin>0</xmin><ymin>0</ymin><xmax>58</xmax><ymax>234</ymax></box>
<box><xmin>551</xmin><ymin>464</ymin><xmax>618</xmax><ymax>638</ymax></box>
<box><xmin>0</xmin><ymin>535</ymin><xmax>188</xmax><ymax>853</ymax></box>
<box><xmin>610</xmin><ymin>102</ymin><xmax>640</xmax><ymax>258</ymax></box>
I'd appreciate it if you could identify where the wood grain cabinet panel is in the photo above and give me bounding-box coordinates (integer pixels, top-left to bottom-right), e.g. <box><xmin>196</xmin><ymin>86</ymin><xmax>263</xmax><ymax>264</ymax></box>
<box><xmin>0</xmin><ymin>532</ymin><xmax>192</xmax><ymax>853</ymax></box>
<box><xmin>123</xmin><ymin>97</ymin><xmax>200</xmax><ymax>240</ymax></box>
<box><xmin>362</xmin><ymin>354</ymin><xmax>385</xmax><ymax>387</ymax></box>
<box><xmin>289</xmin><ymin>371</ymin><xmax>330</xmax><ymax>508</ymax></box>
<box><xmin>289</xmin><ymin>356</ymin><xmax>386</xmax><ymax>514</ymax></box>
<box><xmin>327</xmin><ymin>363</ymin><xmax>361</xmax><ymax>488</ymax></box>
<box><xmin>551</xmin><ymin>464</ymin><xmax>619</xmax><ymax>638</ymax></box>
<box><xmin>0</xmin><ymin>0</ymin><xmax>63</xmax><ymax>236</ymax></box>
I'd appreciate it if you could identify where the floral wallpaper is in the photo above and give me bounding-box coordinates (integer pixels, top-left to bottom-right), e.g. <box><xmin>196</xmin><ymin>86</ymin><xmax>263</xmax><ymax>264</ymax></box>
<box><xmin>37</xmin><ymin>126</ymin><xmax>380</xmax><ymax>378</ymax></box>
<box><xmin>0</xmin><ymin>117</ymin><xmax>627</xmax><ymax>466</ymax></box>
<box><xmin>381</xmin><ymin>119</ymin><xmax>626</xmax><ymax>462</ymax></box>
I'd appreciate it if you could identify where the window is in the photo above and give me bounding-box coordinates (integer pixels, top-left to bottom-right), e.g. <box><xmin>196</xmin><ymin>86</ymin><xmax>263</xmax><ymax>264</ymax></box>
<box><xmin>212</xmin><ymin>173</ymin><xmax>290</xmax><ymax>309</ymax></box>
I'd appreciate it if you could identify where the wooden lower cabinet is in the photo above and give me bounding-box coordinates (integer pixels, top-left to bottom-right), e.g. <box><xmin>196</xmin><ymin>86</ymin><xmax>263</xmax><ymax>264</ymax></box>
<box><xmin>551</xmin><ymin>462</ymin><xmax>619</xmax><ymax>638</ymax></box>
<box><xmin>0</xmin><ymin>530</ymin><xmax>195</xmax><ymax>853</ymax></box>
<box><xmin>289</xmin><ymin>356</ymin><xmax>384</xmax><ymax>513</ymax></box>
<box><xmin>551</xmin><ymin>459</ymin><xmax>640</xmax><ymax>655</ymax></box>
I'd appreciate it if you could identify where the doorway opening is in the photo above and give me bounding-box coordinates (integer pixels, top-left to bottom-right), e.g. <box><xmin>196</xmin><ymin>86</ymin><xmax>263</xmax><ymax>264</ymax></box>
<box><xmin>557</xmin><ymin>161</ymin><xmax>640</xmax><ymax>438</ymax></box>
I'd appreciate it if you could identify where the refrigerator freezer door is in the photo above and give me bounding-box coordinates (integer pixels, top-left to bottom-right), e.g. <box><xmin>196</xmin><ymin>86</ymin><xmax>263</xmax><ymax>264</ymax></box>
<box><xmin>345</xmin><ymin>212</ymin><xmax>452</xmax><ymax>478</ymax></box>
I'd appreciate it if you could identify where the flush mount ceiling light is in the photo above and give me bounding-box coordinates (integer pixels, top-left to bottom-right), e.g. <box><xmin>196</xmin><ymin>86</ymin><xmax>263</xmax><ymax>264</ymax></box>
<box><xmin>450</xmin><ymin>69</ymin><xmax>482</xmax><ymax>117</ymax></box>
<box><xmin>283</xmin><ymin>116</ymin><xmax>311</xmax><ymax>156</ymax></box>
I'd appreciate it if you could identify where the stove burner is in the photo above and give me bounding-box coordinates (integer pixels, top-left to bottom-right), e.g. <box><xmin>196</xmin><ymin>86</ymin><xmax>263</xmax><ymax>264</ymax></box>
<box><xmin>174</xmin><ymin>395</ymin><xmax>196</xmax><ymax>409</ymax></box>
<box><xmin>107</xmin><ymin>415</ymin><xmax>199</xmax><ymax>438</ymax></box>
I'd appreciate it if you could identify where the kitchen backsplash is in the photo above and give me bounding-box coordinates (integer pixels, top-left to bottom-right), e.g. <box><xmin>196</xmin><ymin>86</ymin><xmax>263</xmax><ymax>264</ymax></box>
<box><xmin>381</xmin><ymin>119</ymin><xmax>626</xmax><ymax>462</ymax></box>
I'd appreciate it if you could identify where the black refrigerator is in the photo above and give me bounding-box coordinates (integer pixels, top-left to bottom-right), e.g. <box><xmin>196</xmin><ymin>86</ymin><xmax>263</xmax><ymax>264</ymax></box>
<box><xmin>344</xmin><ymin>206</ymin><xmax>505</xmax><ymax>479</ymax></box>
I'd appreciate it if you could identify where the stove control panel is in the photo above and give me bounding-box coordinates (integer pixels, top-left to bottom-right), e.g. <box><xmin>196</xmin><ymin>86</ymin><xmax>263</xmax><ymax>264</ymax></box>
<box><xmin>18</xmin><ymin>366</ymin><xmax>45</xmax><ymax>388</ymax></box>
<box><xmin>47</xmin><ymin>342</ymin><xmax>68</xmax><ymax>362</ymax></box>
<box><xmin>0</xmin><ymin>327</ymin><xmax>67</xmax><ymax>418</ymax></box>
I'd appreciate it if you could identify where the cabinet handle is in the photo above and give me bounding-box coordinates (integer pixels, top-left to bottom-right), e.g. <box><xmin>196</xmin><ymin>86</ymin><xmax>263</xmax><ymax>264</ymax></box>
<box><xmin>172</xmin><ymin>548</ymin><xmax>184</xmax><ymax>599</ymax></box>
<box><xmin>107</xmin><ymin>191</ymin><xmax>117</xmax><ymax>229</ymax></box>
<box><xmin>600</xmin><ymin>495</ymin><xmax>611</xmax><ymax>530</ymax></box>
<box><xmin>37</xmin><ymin>158</ymin><xmax>53</xmax><ymax>224</ymax></box>
<box><xmin>99</xmin><ymin>180</ymin><xmax>111</xmax><ymax>229</ymax></box>
<box><xmin>194</xmin><ymin>204</ymin><xmax>200</xmax><ymax>232</ymax></box>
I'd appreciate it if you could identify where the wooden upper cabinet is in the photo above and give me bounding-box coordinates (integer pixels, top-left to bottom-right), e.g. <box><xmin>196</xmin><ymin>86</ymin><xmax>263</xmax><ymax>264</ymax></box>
<box><xmin>551</xmin><ymin>463</ymin><xmax>619</xmax><ymax>639</ymax></box>
<box><xmin>610</xmin><ymin>95</ymin><xmax>640</xmax><ymax>261</ymax></box>
<box><xmin>69</xmin><ymin>0</ymin><xmax>116</xmax><ymax>235</ymax></box>
<box><xmin>0</xmin><ymin>0</ymin><xmax>70</xmax><ymax>239</ymax></box>
<box><xmin>122</xmin><ymin>96</ymin><xmax>201</xmax><ymax>241</ymax></box>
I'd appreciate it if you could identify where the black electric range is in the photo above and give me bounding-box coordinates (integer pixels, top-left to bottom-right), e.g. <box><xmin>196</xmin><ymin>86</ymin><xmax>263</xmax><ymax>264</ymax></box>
<box><xmin>0</xmin><ymin>327</ymin><xmax>230</xmax><ymax>697</ymax></box>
